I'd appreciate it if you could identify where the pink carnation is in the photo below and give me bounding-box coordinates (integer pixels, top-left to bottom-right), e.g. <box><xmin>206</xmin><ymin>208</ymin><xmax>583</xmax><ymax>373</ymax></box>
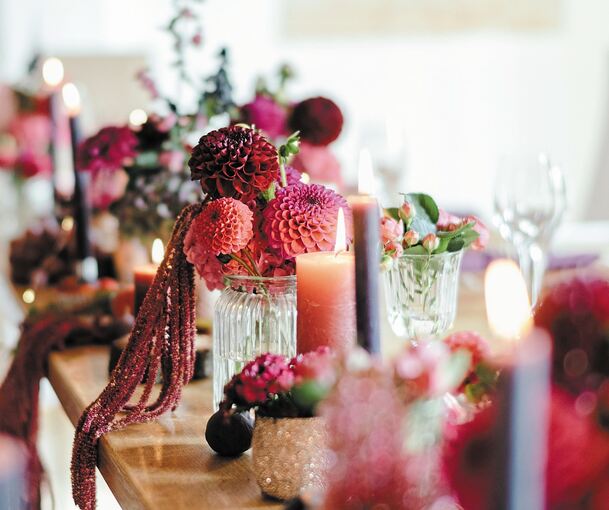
<box><xmin>290</xmin><ymin>142</ymin><xmax>343</xmax><ymax>188</ymax></box>
<box><xmin>380</xmin><ymin>216</ymin><xmax>404</xmax><ymax>245</ymax></box>
<box><xmin>263</xmin><ymin>183</ymin><xmax>352</xmax><ymax>258</ymax></box>
<box><xmin>239</xmin><ymin>95</ymin><xmax>287</xmax><ymax>139</ymax></box>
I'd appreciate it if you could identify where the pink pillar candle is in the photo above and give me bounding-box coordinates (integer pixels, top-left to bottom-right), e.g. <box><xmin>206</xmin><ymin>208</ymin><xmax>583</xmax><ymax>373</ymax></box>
<box><xmin>296</xmin><ymin>251</ymin><xmax>356</xmax><ymax>354</ymax></box>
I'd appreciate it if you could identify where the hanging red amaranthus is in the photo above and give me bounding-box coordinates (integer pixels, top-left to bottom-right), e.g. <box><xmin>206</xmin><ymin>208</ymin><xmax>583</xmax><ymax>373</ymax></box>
<box><xmin>70</xmin><ymin>202</ymin><xmax>203</xmax><ymax>510</ymax></box>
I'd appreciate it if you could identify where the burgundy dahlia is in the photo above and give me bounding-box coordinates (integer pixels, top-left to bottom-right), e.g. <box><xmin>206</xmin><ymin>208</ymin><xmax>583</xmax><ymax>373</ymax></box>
<box><xmin>238</xmin><ymin>95</ymin><xmax>287</xmax><ymax>139</ymax></box>
<box><xmin>534</xmin><ymin>276</ymin><xmax>609</xmax><ymax>395</ymax></box>
<box><xmin>288</xmin><ymin>97</ymin><xmax>343</xmax><ymax>146</ymax></box>
<box><xmin>77</xmin><ymin>126</ymin><xmax>138</xmax><ymax>174</ymax></box>
<box><xmin>188</xmin><ymin>125</ymin><xmax>280</xmax><ymax>201</ymax></box>
<box><xmin>263</xmin><ymin>183</ymin><xmax>351</xmax><ymax>258</ymax></box>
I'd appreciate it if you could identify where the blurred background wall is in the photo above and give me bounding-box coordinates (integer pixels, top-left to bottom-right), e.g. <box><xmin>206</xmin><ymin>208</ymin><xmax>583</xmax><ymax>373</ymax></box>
<box><xmin>1</xmin><ymin>0</ymin><xmax>608</xmax><ymax>220</ymax></box>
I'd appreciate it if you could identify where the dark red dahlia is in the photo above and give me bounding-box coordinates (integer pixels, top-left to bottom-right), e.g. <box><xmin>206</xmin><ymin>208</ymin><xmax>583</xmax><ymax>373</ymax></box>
<box><xmin>288</xmin><ymin>96</ymin><xmax>343</xmax><ymax>146</ymax></box>
<box><xmin>534</xmin><ymin>276</ymin><xmax>609</xmax><ymax>396</ymax></box>
<box><xmin>189</xmin><ymin>125</ymin><xmax>280</xmax><ymax>201</ymax></box>
<box><xmin>77</xmin><ymin>126</ymin><xmax>138</xmax><ymax>174</ymax></box>
<box><xmin>263</xmin><ymin>183</ymin><xmax>352</xmax><ymax>259</ymax></box>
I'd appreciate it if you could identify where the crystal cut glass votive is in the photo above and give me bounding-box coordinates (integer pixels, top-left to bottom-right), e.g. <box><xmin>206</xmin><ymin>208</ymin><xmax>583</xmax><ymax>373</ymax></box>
<box><xmin>213</xmin><ymin>275</ymin><xmax>297</xmax><ymax>409</ymax></box>
<box><xmin>384</xmin><ymin>250</ymin><xmax>464</xmax><ymax>340</ymax></box>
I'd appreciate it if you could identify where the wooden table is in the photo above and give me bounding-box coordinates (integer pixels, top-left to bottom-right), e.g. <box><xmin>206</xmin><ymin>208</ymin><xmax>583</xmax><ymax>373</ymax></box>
<box><xmin>48</xmin><ymin>347</ymin><xmax>282</xmax><ymax>510</ymax></box>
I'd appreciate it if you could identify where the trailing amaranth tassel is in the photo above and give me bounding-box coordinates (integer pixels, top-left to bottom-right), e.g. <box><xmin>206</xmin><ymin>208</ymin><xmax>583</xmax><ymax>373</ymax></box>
<box><xmin>70</xmin><ymin>203</ymin><xmax>203</xmax><ymax>510</ymax></box>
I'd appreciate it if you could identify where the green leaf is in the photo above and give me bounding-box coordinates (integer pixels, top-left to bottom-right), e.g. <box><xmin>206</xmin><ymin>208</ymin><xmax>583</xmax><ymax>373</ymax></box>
<box><xmin>436</xmin><ymin>221</ymin><xmax>475</xmax><ymax>240</ymax></box>
<box><xmin>403</xmin><ymin>193</ymin><xmax>438</xmax><ymax>237</ymax></box>
<box><xmin>460</xmin><ymin>228</ymin><xmax>480</xmax><ymax>249</ymax></box>
<box><xmin>405</xmin><ymin>193</ymin><xmax>439</xmax><ymax>223</ymax></box>
<box><xmin>291</xmin><ymin>381</ymin><xmax>329</xmax><ymax>413</ymax></box>
<box><xmin>446</xmin><ymin>238</ymin><xmax>465</xmax><ymax>252</ymax></box>
<box><xmin>403</xmin><ymin>245</ymin><xmax>428</xmax><ymax>255</ymax></box>
<box><xmin>261</xmin><ymin>182</ymin><xmax>276</xmax><ymax>202</ymax></box>
<box><xmin>384</xmin><ymin>207</ymin><xmax>400</xmax><ymax>221</ymax></box>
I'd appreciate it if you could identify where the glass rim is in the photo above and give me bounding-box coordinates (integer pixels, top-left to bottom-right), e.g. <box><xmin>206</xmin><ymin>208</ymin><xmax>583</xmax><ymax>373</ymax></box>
<box><xmin>224</xmin><ymin>274</ymin><xmax>297</xmax><ymax>283</ymax></box>
<box><xmin>396</xmin><ymin>250</ymin><xmax>464</xmax><ymax>259</ymax></box>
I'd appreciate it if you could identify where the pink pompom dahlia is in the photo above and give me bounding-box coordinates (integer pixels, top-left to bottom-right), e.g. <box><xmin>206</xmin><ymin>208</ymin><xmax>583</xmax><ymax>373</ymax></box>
<box><xmin>188</xmin><ymin>125</ymin><xmax>280</xmax><ymax>201</ymax></box>
<box><xmin>184</xmin><ymin>198</ymin><xmax>253</xmax><ymax>257</ymax></box>
<box><xmin>239</xmin><ymin>95</ymin><xmax>287</xmax><ymax>139</ymax></box>
<box><xmin>263</xmin><ymin>183</ymin><xmax>351</xmax><ymax>258</ymax></box>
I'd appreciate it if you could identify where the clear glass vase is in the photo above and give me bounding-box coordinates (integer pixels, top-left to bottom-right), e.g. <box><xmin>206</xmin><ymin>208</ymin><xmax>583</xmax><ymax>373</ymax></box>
<box><xmin>383</xmin><ymin>251</ymin><xmax>463</xmax><ymax>340</ymax></box>
<box><xmin>213</xmin><ymin>275</ymin><xmax>297</xmax><ymax>409</ymax></box>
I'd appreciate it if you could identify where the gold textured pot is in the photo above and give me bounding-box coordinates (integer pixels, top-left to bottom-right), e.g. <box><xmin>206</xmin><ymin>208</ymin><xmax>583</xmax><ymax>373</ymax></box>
<box><xmin>251</xmin><ymin>416</ymin><xmax>328</xmax><ymax>500</ymax></box>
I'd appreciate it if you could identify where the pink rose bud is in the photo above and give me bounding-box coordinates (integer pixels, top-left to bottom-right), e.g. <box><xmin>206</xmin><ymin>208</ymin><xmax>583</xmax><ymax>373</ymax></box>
<box><xmin>463</xmin><ymin>215</ymin><xmax>490</xmax><ymax>251</ymax></box>
<box><xmin>422</xmin><ymin>233</ymin><xmax>440</xmax><ymax>252</ymax></box>
<box><xmin>380</xmin><ymin>216</ymin><xmax>404</xmax><ymax>245</ymax></box>
<box><xmin>437</xmin><ymin>209</ymin><xmax>462</xmax><ymax>231</ymax></box>
<box><xmin>403</xmin><ymin>229</ymin><xmax>420</xmax><ymax>247</ymax></box>
<box><xmin>385</xmin><ymin>240</ymin><xmax>404</xmax><ymax>259</ymax></box>
<box><xmin>399</xmin><ymin>202</ymin><xmax>416</xmax><ymax>223</ymax></box>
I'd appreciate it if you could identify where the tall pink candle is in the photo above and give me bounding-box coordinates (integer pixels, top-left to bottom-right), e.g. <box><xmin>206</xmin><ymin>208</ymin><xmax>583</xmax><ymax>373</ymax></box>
<box><xmin>296</xmin><ymin>251</ymin><xmax>356</xmax><ymax>354</ymax></box>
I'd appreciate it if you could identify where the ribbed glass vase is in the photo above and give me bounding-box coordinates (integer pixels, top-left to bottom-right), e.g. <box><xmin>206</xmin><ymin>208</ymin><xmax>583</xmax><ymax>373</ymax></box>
<box><xmin>212</xmin><ymin>275</ymin><xmax>297</xmax><ymax>409</ymax></box>
<box><xmin>384</xmin><ymin>250</ymin><xmax>463</xmax><ymax>340</ymax></box>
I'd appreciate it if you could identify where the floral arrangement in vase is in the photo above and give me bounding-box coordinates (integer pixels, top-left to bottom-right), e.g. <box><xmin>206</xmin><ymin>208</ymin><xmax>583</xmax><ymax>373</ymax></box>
<box><xmin>443</xmin><ymin>276</ymin><xmax>609</xmax><ymax>510</ymax></box>
<box><xmin>381</xmin><ymin>192</ymin><xmax>489</xmax><ymax>339</ymax></box>
<box><xmin>207</xmin><ymin>347</ymin><xmax>336</xmax><ymax>500</ymax></box>
<box><xmin>231</xmin><ymin>64</ymin><xmax>346</xmax><ymax>189</ymax></box>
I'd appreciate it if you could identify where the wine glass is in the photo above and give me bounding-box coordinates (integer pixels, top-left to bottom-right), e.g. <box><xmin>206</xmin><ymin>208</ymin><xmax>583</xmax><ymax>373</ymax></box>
<box><xmin>493</xmin><ymin>153</ymin><xmax>566</xmax><ymax>305</ymax></box>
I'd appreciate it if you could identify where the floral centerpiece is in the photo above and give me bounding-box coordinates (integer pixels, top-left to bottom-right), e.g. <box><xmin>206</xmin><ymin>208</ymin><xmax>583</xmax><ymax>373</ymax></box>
<box><xmin>381</xmin><ymin>193</ymin><xmax>489</xmax><ymax>339</ymax></box>
<box><xmin>214</xmin><ymin>347</ymin><xmax>336</xmax><ymax>500</ymax></box>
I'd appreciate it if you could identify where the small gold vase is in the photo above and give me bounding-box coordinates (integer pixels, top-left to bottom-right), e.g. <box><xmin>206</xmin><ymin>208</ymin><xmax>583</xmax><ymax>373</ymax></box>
<box><xmin>251</xmin><ymin>416</ymin><xmax>328</xmax><ymax>500</ymax></box>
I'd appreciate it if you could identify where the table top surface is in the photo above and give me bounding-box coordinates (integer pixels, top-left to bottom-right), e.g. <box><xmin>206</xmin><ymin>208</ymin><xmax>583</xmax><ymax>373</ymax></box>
<box><xmin>46</xmin><ymin>267</ymin><xmax>604</xmax><ymax>510</ymax></box>
<box><xmin>48</xmin><ymin>347</ymin><xmax>283</xmax><ymax>510</ymax></box>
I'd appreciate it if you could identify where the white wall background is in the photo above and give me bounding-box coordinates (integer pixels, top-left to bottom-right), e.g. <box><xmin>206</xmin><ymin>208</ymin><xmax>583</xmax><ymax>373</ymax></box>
<box><xmin>1</xmin><ymin>0</ymin><xmax>609</xmax><ymax>220</ymax></box>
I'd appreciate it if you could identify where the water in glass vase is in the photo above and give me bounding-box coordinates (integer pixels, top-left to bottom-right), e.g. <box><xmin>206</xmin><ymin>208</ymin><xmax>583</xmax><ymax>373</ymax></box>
<box><xmin>212</xmin><ymin>275</ymin><xmax>297</xmax><ymax>409</ymax></box>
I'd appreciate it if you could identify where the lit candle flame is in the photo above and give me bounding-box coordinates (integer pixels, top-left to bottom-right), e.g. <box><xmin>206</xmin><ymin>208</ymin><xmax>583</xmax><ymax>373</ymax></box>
<box><xmin>129</xmin><ymin>108</ymin><xmax>148</xmax><ymax>127</ymax></box>
<box><xmin>151</xmin><ymin>238</ymin><xmax>164</xmax><ymax>265</ymax></box>
<box><xmin>334</xmin><ymin>208</ymin><xmax>347</xmax><ymax>253</ymax></box>
<box><xmin>22</xmin><ymin>288</ymin><xmax>36</xmax><ymax>304</ymax></box>
<box><xmin>42</xmin><ymin>57</ymin><xmax>64</xmax><ymax>87</ymax></box>
<box><xmin>485</xmin><ymin>259</ymin><xmax>532</xmax><ymax>342</ymax></box>
<box><xmin>357</xmin><ymin>148</ymin><xmax>374</xmax><ymax>195</ymax></box>
<box><xmin>61</xmin><ymin>83</ymin><xmax>81</xmax><ymax>116</ymax></box>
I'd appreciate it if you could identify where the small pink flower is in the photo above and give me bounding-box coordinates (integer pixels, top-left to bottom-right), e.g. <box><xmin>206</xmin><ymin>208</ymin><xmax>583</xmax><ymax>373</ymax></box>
<box><xmin>437</xmin><ymin>209</ymin><xmax>461</xmax><ymax>231</ymax></box>
<box><xmin>385</xmin><ymin>240</ymin><xmax>403</xmax><ymax>259</ymax></box>
<box><xmin>463</xmin><ymin>215</ymin><xmax>489</xmax><ymax>251</ymax></box>
<box><xmin>399</xmin><ymin>202</ymin><xmax>416</xmax><ymax>223</ymax></box>
<box><xmin>403</xmin><ymin>230</ymin><xmax>419</xmax><ymax>248</ymax></box>
<box><xmin>380</xmin><ymin>216</ymin><xmax>404</xmax><ymax>245</ymax></box>
<box><xmin>422</xmin><ymin>233</ymin><xmax>439</xmax><ymax>252</ymax></box>
<box><xmin>394</xmin><ymin>341</ymin><xmax>451</xmax><ymax>400</ymax></box>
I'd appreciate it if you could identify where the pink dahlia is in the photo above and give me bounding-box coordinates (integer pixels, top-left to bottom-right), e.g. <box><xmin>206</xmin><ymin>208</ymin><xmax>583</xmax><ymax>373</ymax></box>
<box><xmin>77</xmin><ymin>126</ymin><xmax>138</xmax><ymax>174</ymax></box>
<box><xmin>278</xmin><ymin>165</ymin><xmax>302</xmax><ymax>186</ymax></box>
<box><xmin>263</xmin><ymin>183</ymin><xmax>351</xmax><ymax>258</ymax></box>
<box><xmin>288</xmin><ymin>97</ymin><xmax>343</xmax><ymax>146</ymax></box>
<box><xmin>189</xmin><ymin>126</ymin><xmax>280</xmax><ymax>201</ymax></box>
<box><xmin>238</xmin><ymin>95</ymin><xmax>287</xmax><ymax>139</ymax></box>
<box><xmin>184</xmin><ymin>198</ymin><xmax>253</xmax><ymax>258</ymax></box>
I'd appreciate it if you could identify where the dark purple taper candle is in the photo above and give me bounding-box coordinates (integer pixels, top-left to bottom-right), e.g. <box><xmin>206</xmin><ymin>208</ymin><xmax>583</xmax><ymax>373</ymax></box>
<box><xmin>489</xmin><ymin>330</ymin><xmax>551</xmax><ymax>510</ymax></box>
<box><xmin>348</xmin><ymin>194</ymin><xmax>381</xmax><ymax>354</ymax></box>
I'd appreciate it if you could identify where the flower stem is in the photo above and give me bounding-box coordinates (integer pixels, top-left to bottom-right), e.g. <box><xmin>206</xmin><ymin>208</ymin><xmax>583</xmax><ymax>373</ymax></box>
<box><xmin>242</xmin><ymin>248</ymin><xmax>262</xmax><ymax>276</ymax></box>
<box><xmin>229</xmin><ymin>254</ymin><xmax>257</xmax><ymax>276</ymax></box>
<box><xmin>279</xmin><ymin>161</ymin><xmax>287</xmax><ymax>188</ymax></box>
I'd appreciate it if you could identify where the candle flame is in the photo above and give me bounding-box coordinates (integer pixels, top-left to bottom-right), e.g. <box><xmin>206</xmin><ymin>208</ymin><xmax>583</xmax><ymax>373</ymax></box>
<box><xmin>334</xmin><ymin>208</ymin><xmax>347</xmax><ymax>253</ymax></box>
<box><xmin>358</xmin><ymin>148</ymin><xmax>374</xmax><ymax>194</ymax></box>
<box><xmin>62</xmin><ymin>83</ymin><xmax>81</xmax><ymax>116</ymax></box>
<box><xmin>42</xmin><ymin>57</ymin><xmax>64</xmax><ymax>87</ymax></box>
<box><xmin>485</xmin><ymin>259</ymin><xmax>532</xmax><ymax>342</ymax></box>
<box><xmin>151</xmin><ymin>238</ymin><xmax>164</xmax><ymax>264</ymax></box>
<box><xmin>129</xmin><ymin>108</ymin><xmax>148</xmax><ymax>127</ymax></box>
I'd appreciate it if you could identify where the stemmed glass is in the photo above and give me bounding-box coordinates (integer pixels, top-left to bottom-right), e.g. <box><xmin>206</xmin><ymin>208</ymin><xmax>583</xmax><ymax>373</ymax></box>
<box><xmin>493</xmin><ymin>153</ymin><xmax>566</xmax><ymax>305</ymax></box>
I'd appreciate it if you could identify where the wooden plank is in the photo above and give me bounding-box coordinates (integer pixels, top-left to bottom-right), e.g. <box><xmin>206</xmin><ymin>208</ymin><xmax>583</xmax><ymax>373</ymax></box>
<box><xmin>47</xmin><ymin>346</ymin><xmax>282</xmax><ymax>510</ymax></box>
